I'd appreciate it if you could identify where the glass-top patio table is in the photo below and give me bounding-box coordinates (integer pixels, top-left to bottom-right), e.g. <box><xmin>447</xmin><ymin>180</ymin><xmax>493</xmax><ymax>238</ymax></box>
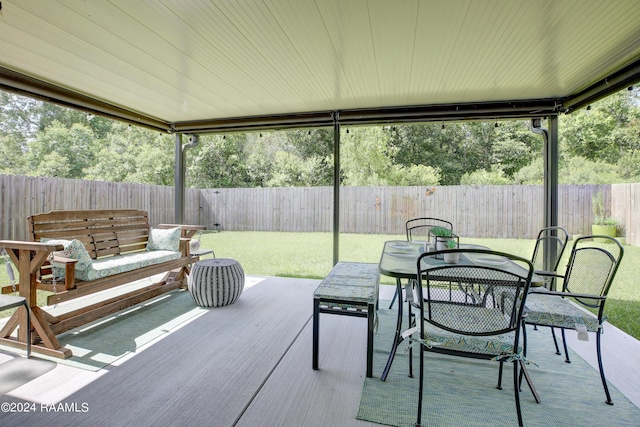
<box><xmin>378</xmin><ymin>240</ymin><xmax>541</xmax><ymax>381</ymax></box>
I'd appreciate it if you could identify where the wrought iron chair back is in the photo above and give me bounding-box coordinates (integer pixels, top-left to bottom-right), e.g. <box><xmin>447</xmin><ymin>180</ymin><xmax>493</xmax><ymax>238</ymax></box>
<box><xmin>405</xmin><ymin>217</ymin><xmax>453</xmax><ymax>242</ymax></box>
<box><xmin>411</xmin><ymin>249</ymin><xmax>536</xmax><ymax>427</ymax></box>
<box><xmin>388</xmin><ymin>217</ymin><xmax>454</xmax><ymax>309</ymax></box>
<box><xmin>530</xmin><ymin>226</ymin><xmax>569</xmax><ymax>279</ymax></box>
<box><xmin>524</xmin><ymin>235</ymin><xmax>624</xmax><ymax>405</ymax></box>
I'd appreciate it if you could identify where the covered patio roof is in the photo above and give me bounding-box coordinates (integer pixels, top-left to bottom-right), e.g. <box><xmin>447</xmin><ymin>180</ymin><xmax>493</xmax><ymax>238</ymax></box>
<box><xmin>0</xmin><ymin>0</ymin><xmax>639</xmax><ymax>133</ymax></box>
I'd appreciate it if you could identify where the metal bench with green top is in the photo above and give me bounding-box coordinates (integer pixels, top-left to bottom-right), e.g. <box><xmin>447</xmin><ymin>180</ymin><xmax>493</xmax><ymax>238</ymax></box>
<box><xmin>312</xmin><ymin>262</ymin><xmax>380</xmax><ymax>378</ymax></box>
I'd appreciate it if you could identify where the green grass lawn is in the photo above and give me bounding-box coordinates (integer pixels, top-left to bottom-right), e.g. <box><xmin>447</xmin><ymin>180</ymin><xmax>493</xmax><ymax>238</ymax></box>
<box><xmin>196</xmin><ymin>231</ymin><xmax>640</xmax><ymax>340</ymax></box>
<box><xmin>2</xmin><ymin>231</ymin><xmax>638</xmax><ymax>340</ymax></box>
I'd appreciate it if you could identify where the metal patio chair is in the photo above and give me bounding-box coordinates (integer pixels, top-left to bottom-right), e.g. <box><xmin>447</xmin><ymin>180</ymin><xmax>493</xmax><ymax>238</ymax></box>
<box><xmin>409</xmin><ymin>249</ymin><xmax>538</xmax><ymax>427</ymax></box>
<box><xmin>530</xmin><ymin>226</ymin><xmax>570</xmax><ymax>290</ymax></box>
<box><xmin>529</xmin><ymin>226</ymin><xmax>570</xmax><ymax>348</ymax></box>
<box><xmin>388</xmin><ymin>217</ymin><xmax>453</xmax><ymax>309</ymax></box>
<box><xmin>524</xmin><ymin>235</ymin><xmax>624</xmax><ymax>405</ymax></box>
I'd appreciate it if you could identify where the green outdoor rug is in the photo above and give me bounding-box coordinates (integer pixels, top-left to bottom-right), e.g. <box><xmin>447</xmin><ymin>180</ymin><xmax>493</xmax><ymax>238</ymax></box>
<box><xmin>357</xmin><ymin>304</ymin><xmax>640</xmax><ymax>427</ymax></box>
<box><xmin>44</xmin><ymin>289</ymin><xmax>205</xmax><ymax>371</ymax></box>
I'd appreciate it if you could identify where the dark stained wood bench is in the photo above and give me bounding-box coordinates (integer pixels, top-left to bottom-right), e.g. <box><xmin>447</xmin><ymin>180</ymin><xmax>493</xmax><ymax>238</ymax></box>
<box><xmin>0</xmin><ymin>209</ymin><xmax>203</xmax><ymax>358</ymax></box>
<box><xmin>312</xmin><ymin>262</ymin><xmax>380</xmax><ymax>378</ymax></box>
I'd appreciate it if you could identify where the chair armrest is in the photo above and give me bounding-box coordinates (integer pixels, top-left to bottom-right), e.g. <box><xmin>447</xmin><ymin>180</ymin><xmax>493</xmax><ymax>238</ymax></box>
<box><xmin>50</xmin><ymin>255</ymin><xmax>79</xmax><ymax>264</ymax></box>
<box><xmin>0</xmin><ymin>240</ymin><xmax>63</xmax><ymax>252</ymax></box>
<box><xmin>528</xmin><ymin>289</ymin><xmax>606</xmax><ymax>301</ymax></box>
<box><xmin>158</xmin><ymin>224</ymin><xmax>205</xmax><ymax>239</ymax></box>
<box><xmin>534</xmin><ymin>270</ymin><xmax>564</xmax><ymax>279</ymax></box>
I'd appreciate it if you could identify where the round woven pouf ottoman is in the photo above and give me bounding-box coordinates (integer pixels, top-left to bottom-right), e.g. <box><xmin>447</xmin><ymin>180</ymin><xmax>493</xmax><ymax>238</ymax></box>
<box><xmin>188</xmin><ymin>258</ymin><xmax>245</xmax><ymax>307</ymax></box>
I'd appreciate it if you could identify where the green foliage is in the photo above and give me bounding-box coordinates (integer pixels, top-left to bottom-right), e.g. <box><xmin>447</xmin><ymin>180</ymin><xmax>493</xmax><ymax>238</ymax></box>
<box><xmin>561</xmin><ymin>91</ymin><xmax>638</xmax><ymax>164</ymax></box>
<box><xmin>617</xmin><ymin>151</ymin><xmax>640</xmax><ymax>180</ymax></box>
<box><xmin>560</xmin><ymin>156</ymin><xmax>620</xmax><ymax>184</ymax></box>
<box><xmin>592</xmin><ymin>191</ymin><xmax>606</xmax><ymax>225</ymax></box>
<box><xmin>512</xmin><ymin>157</ymin><xmax>544</xmax><ymax>184</ymax></box>
<box><xmin>341</xmin><ymin>126</ymin><xmax>442</xmax><ymax>186</ymax></box>
<box><xmin>340</xmin><ymin>127</ymin><xmax>394</xmax><ymax>186</ymax></box>
<box><xmin>27</xmin><ymin>121</ymin><xmax>97</xmax><ymax>178</ymax></box>
<box><xmin>460</xmin><ymin>166</ymin><xmax>511</xmax><ymax>185</ymax></box>
<box><xmin>0</xmin><ymin>133</ymin><xmax>26</xmax><ymax>174</ymax></box>
<box><xmin>430</xmin><ymin>226</ymin><xmax>452</xmax><ymax>237</ymax></box>
<box><xmin>390</xmin><ymin>163</ymin><xmax>441</xmax><ymax>186</ymax></box>
<box><xmin>1</xmin><ymin>87</ymin><xmax>640</xmax><ymax>188</ymax></box>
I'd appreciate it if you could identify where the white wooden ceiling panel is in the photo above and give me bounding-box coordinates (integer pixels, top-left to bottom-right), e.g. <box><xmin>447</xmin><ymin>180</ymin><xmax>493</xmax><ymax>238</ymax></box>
<box><xmin>408</xmin><ymin>1</ymin><xmax>473</xmax><ymax>102</ymax></box>
<box><xmin>70</xmin><ymin>1</ymin><xmax>263</xmax><ymax>117</ymax></box>
<box><xmin>0</xmin><ymin>0</ymin><xmax>638</xmax><ymax>127</ymax></box>
<box><xmin>312</xmin><ymin>0</ymin><xmax>380</xmax><ymax>107</ymax></box>
<box><xmin>0</xmin><ymin>5</ymin><xmax>197</xmax><ymax>119</ymax></box>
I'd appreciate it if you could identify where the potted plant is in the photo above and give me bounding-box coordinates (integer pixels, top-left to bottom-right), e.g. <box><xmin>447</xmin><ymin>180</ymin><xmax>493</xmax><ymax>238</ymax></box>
<box><xmin>591</xmin><ymin>191</ymin><xmax>617</xmax><ymax>242</ymax></box>
<box><xmin>430</xmin><ymin>226</ymin><xmax>452</xmax><ymax>250</ymax></box>
<box><xmin>430</xmin><ymin>226</ymin><xmax>459</xmax><ymax>259</ymax></box>
<box><xmin>443</xmin><ymin>239</ymin><xmax>460</xmax><ymax>264</ymax></box>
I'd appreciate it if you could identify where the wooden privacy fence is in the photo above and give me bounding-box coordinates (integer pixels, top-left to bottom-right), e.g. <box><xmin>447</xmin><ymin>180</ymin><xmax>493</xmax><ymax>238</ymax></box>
<box><xmin>0</xmin><ymin>175</ymin><xmax>200</xmax><ymax>240</ymax></box>
<box><xmin>2</xmin><ymin>174</ymin><xmax>638</xmax><ymax>245</ymax></box>
<box><xmin>200</xmin><ymin>184</ymin><xmax>612</xmax><ymax>239</ymax></box>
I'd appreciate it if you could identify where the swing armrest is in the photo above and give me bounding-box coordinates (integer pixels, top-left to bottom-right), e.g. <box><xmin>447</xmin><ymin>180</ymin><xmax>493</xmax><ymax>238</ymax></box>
<box><xmin>0</xmin><ymin>240</ymin><xmax>65</xmax><ymax>294</ymax></box>
<box><xmin>50</xmin><ymin>255</ymin><xmax>79</xmax><ymax>264</ymax></box>
<box><xmin>52</xmin><ymin>256</ymin><xmax>78</xmax><ymax>287</ymax></box>
<box><xmin>43</xmin><ymin>256</ymin><xmax>78</xmax><ymax>291</ymax></box>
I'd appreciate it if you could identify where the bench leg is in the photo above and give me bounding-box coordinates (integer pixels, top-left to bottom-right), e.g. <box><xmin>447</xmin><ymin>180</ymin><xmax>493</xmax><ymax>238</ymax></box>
<box><xmin>366</xmin><ymin>302</ymin><xmax>374</xmax><ymax>378</ymax></box>
<box><xmin>312</xmin><ymin>298</ymin><xmax>320</xmax><ymax>370</ymax></box>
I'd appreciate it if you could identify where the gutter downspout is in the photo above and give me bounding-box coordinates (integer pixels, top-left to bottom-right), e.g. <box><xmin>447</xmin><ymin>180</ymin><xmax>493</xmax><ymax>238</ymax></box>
<box><xmin>175</xmin><ymin>133</ymin><xmax>200</xmax><ymax>224</ymax></box>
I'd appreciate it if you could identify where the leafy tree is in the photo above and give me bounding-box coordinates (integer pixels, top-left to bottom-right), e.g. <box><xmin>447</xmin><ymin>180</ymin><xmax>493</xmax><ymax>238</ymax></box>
<box><xmin>512</xmin><ymin>157</ymin><xmax>544</xmax><ymax>185</ymax></box>
<box><xmin>83</xmin><ymin>123</ymin><xmax>173</xmax><ymax>183</ymax></box>
<box><xmin>187</xmin><ymin>134</ymin><xmax>251</xmax><ymax>188</ymax></box>
<box><xmin>26</xmin><ymin>121</ymin><xmax>97</xmax><ymax>178</ymax></box>
<box><xmin>491</xmin><ymin>121</ymin><xmax>539</xmax><ymax>177</ymax></box>
<box><xmin>617</xmin><ymin>151</ymin><xmax>640</xmax><ymax>181</ymax></box>
<box><xmin>0</xmin><ymin>92</ymin><xmax>41</xmax><ymax>139</ymax></box>
<box><xmin>266</xmin><ymin>152</ymin><xmax>329</xmax><ymax>187</ymax></box>
<box><xmin>341</xmin><ymin>126</ymin><xmax>441</xmax><ymax>186</ymax></box>
<box><xmin>2</xmin><ymin>86</ymin><xmax>640</xmax><ymax>188</ymax></box>
<box><xmin>391</xmin><ymin>164</ymin><xmax>441</xmax><ymax>186</ymax></box>
<box><xmin>389</xmin><ymin>123</ymin><xmax>461</xmax><ymax>184</ymax></box>
<box><xmin>559</xmin><ymin>156</ymin><xmax>619</xmax><ymax>184</ymax></box>
<box><xmin>127</xmin><ymin>139</ymin><xmax>175</xmax><ymax>185</ymax></box>
<box><xmin>561</xmin><ymin>91</ymin><xmax>637</xmax><ymax>164</ymax></box>
<box><xmin>340</xmin><ymin>126</ymin><xmax>395</xmax><ymax>185</ymax></box>
<box><xmin>0</xmin><ymin>133</ymin><xmax>27</xmax><ymax>174</ymax></box>
<box><xmin>460</xmin><ymin>166</ymin><xmax>510</xmax><ymax>185</ymax></box>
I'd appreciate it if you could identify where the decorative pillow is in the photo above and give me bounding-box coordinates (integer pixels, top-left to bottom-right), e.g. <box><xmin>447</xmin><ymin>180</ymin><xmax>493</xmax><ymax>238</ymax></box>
<box><xmin>41</xmin><ymin>238</ymin><xmax>93</xmax><ymax>271</ymax></box>
<box><xmin>147</xmin><ymin>227</ymin><xmax>181</xmax><ymax>252</ymax></box>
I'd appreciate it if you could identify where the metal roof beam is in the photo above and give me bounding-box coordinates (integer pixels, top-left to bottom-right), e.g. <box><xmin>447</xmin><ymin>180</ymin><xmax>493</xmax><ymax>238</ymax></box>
<box><xmin>0</xmin><ymin>66</ymin><xmax>171</xmax><ymax>133</ymax></box>
<box><xmin>172</xmin><ymin>99</ymin><xmax>560</xmax><ymax>134</ymax></box>
<box><xmin>563</xmin><ymin>59</ymin><xmax>640</xmax><ymax>112</ymax></box>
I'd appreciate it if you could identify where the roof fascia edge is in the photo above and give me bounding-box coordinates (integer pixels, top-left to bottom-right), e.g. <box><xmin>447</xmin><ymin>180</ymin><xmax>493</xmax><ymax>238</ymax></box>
<box><xmin>172</xmin><ymin>99</ymin><xmax>560</xmax><ymax>134</ymax></box>
<box><xmin>563</xmin><ymin>58</ymin><xmax>640</xmax><ymax>113</ymax></box>
<box><xmin>0</xmin><ymin>66</ymin><xmax>171</xmax><ymax>133</ymax></box>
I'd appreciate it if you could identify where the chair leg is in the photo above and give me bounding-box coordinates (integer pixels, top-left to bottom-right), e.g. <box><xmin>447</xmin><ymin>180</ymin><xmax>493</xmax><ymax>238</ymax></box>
<box><xmin>416</xmin><ymin>344</ymin><xmax>424</xmax><ymax>427</ymax></box>
<box><xmin>550</xmin><ymin>327</ymin><xmax>561</xmax><ymax>355</ymax></box>
<box><xmin>519</xmin><ymin>360</ymin><xmax>541</xmax><ymax>403</ymax></box>
<box><xmin>388</xmin><ymin>288</ymin><xmax>398</xmax><ymax>309</ymax></box>
<box><xmin>513</xmin><ymin>361</ymin><xmax>524</xmax><ymax>427</ymax></box>
<box><xmin>408</xmin><ymin>301</ymin><xmax>414</xmax><ymax>378</ymax></box>
<box><xmin>497</xmin><ymin>361</ymin><xmax>504</xmax><ymax>390</ymax></box>
<box><xmin>596</xmin><ymin>331</ymin><xmax>613</xmax><ymax>405</ymax></box>
<box><xmin>560</xmin><ymin>329</ymin><xmax>571</xmax><ymax>363</ymax></box>
<box><xmin>518</xmin><ymin>323</ymin><xmax>527</xmax><ymax>391</ymax></box>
